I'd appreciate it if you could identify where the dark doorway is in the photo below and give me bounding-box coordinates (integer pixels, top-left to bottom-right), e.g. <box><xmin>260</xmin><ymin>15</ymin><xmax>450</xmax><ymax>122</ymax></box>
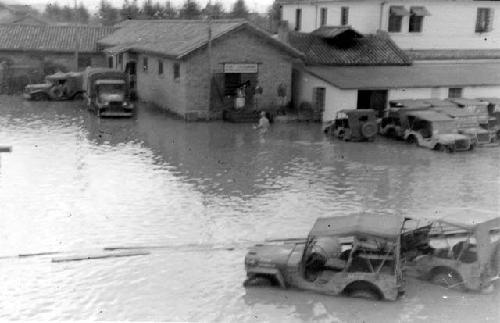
<box><xmin>357</xmin><ymin>90</ymin><xmax>388</xmax><ymax>117</ymax></box>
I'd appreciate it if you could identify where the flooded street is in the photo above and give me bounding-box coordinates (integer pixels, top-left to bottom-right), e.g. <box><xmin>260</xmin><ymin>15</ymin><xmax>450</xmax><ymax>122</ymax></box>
<box><xmin>0</xmin><ymin>95</ymin><xmax>499</xmax><ymax>322</ymax></box>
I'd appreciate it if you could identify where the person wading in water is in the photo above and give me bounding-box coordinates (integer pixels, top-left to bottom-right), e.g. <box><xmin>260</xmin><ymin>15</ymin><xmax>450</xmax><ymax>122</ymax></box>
<box><xmin>254</xmin><ymin>111</ymin><xmax>270</xmax><ymax>133</ymax></box>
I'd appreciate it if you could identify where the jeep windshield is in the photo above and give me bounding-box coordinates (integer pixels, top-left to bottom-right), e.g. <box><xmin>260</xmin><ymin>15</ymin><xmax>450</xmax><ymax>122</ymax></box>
<box><xmin>96</xmin><ymin>83</ymin><xmax>125</xmax><ymax>95</ymax></box>
<box><xmin>432</xmin><ymin>120</ymin><xmax>458</xmax><ymax>134</ymax></box>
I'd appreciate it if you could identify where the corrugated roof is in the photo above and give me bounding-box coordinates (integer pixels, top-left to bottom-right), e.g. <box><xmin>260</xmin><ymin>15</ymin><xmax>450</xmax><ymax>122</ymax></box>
<box><xmin>0</xmin><ymin>24</ymin><xmax>116</xmax><ymax>53</ymax></box>
<box><xmin>99</xmin><ymin>19</ymin><xmax>302</xmax><ymax>59</ymax></box>
<box><xmin>306</xmin><ymin>63</ymin><xmax>500</xmax><ymax>89</ymax></box>
<box><xmin>288</xmin><ymin>30</ymin><xmax>411</xmax><ymax>66</ymax></box>
<box><xmin>407</xmin><ymin>49</ymin><xmax>500</xmax><ymax>60</ymax></box>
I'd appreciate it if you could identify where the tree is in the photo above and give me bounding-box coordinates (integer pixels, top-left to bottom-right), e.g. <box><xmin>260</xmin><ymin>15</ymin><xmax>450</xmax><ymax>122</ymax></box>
<box><xmin>142</xmin><ymin>0</ymin><xmax>155</xmax><ymax>18</ymax></box>
<box><xmin>76</xmin><ymin>3</ymin><xmax>90</xmax><ymax>24</ymax></box>
<box><xmin>230</xmin><ymin>0</ymin><xmax>248</xmax><ymax>19</ymax></box>
<box><xmin>180</xmin><ymin>0</ymin><xmax>201</xmax><ymax>19</ymax></box>
<box><xmin>61</xmin><ymin>5</ymin><xmax>73</xmax><ymax>22</ymax></box>
<box><xmin>162</xmin><ymin>1</ymin><xmax>177</xmax><ymax>19</ymax></box>
<box><xmin>121</xmin><ymin>0</ymin><xmax>140</xmax><ymax>20</ymax></box>
<box><xmin>267</xmin><ymin>0</ymin><xmax>282</xmax><ymax>33</ymax></box>
<box><xmin>98</xmin><ymin>0</ymin><xmax>119</xmax><ymax>26</ymax></box>
<box><xmin>203</xmin><ymin>1</ymin><xmax>225</xmax><ymax>19</ymax></box>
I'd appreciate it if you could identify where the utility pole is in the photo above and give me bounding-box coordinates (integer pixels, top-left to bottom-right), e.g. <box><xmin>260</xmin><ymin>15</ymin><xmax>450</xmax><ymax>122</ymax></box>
<box><xmin>73</xmin><ymin>0</ymin><xmax>79</xmax><ymax>71</ymax></box>
<box><xmin>207</xmin><ymin>1</ymin><xmax>213</xmax><ymax>113</ymax></box>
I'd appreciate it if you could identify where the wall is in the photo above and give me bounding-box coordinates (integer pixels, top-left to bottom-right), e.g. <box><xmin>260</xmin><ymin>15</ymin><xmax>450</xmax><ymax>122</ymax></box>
<box><xmin>281</xmin><ymin>0</ymin><xmax>500</xmax><ymax>49</ymax></box>
<box><xmin>185</xmin><ymin>28</ymin><xmax>294</xmax><ymax>120</ymax></box>
<box><xmin>389</xmin><ymin>86</ymin><xmax>500</xmax><ymax>100</ymax></box>
<box><xmin>135</xmin><ymin>53</ymin><xmax>187</xmax><ymax>116</ymax></box>
<box><xmin>298</xmin><ymin>70</ymin><xmax>357</xmax><ymax>122</ymax></box>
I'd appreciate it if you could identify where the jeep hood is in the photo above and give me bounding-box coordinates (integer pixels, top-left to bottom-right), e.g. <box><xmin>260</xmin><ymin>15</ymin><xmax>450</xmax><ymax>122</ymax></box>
<box><xmin>438</xmin><ymin>133</ymin><xmax>469</xmax><ymax>142</ymax></box>
<box><xmin>247</xmin><ymin>243</ymin><xmax>296</xmax><ymax>267</ymax></box>
<box><xmin>25</xmin><ymin>83</ymin><xmax>51</xmax><ymax>90</ymax></box>
<box><xmin>99</xmin><ymin>93</ymin><xmax>124</xmax><ymax>103</ymax></box>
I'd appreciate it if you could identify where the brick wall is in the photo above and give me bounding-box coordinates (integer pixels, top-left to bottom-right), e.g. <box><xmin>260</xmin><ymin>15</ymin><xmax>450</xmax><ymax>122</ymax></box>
<box><xmin>185</xmin><ymin>28</ymin><xmax>294</xmax><ymax>120</ymax></box>
<box><xmin>136</xmin><ymin>53</ymin><xmax>187</xmax><ymax>116</ymax></box>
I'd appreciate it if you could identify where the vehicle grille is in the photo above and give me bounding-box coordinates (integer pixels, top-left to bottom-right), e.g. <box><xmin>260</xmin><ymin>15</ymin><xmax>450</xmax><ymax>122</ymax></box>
<box><xmin>107</xmin><ymin>102</ymin><xmax>124</xmax><ymax>112</ymax></box>
<box><xmin>477</xmin><ymin>133</ymin><xmax>490</xmax><ymax>143</ymax></box>
<box><xmin>455</xmin><ymin>139</ymin><xmax>469</xmax><ymax>150</ymax></box>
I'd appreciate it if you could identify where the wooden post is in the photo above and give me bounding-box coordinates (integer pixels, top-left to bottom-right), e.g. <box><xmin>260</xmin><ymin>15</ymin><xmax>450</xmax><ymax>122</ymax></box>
<box><xmin>207</xmin><ymin>2</ymin><xmax>213</xmax><ymax>113</ymax></box>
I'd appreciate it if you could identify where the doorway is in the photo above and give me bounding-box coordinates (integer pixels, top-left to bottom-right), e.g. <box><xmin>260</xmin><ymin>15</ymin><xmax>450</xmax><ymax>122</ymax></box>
<box><xmin>357</xmin><ymin>90</ymin><xmax>388</xmax><ymax>117</ymax></box>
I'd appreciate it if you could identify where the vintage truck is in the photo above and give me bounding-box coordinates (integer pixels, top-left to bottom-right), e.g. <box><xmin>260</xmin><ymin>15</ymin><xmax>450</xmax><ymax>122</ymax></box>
<box><xmin>402</xmin><ymin>217</ymin><xmax>500</xmax><ymax>291</ymax></box>
<box><xmin>380</xmin><ymin>100</ymin><xmax>432</xmax><ymax>139</ymax></box>
<box><xmin>434</xmin><ymin>106</ymin><xmax>494</xmax><ymax>146</ymax></box>
<box><xmin>244</xmin><ymin>214</ymin><xmax>405</xmax><ymax>301</ymax></box>
<box><xmin>449</xmin><ymin>98</ymin><xmax>497</xmax><ymax>142</ymax></box>
<box><xmin>23</xmin><ymin>72</ymin><xmax>84</xmax><ymax>101</ymax></box>
<box><xmin>82</xmin><ymin>67</ymin><xmax>134</xmax><ymax>117</ymax></box>
<box><xmin>323</xmin><ymin>109</ymin><xmax>378</xmax><ymax>141</ymax></box>
<box><xmin>403</xmin><ymin>110</ymin><xmax>473</xmax><ymax>152</ymax></box>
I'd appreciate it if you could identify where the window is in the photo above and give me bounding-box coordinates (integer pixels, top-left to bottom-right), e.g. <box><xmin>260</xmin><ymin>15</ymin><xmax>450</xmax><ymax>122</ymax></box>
<box><xmin>118</xmin><ymin>53</ymin><xmax>123</xmax><ymax>69</ymax></box>
<box><xmin>295</xmin><ymin>8</ymin><xmax>302</xmax><ymax>31</ymax></box>
<box><xmin>313</xmin><ymin>87</ymin><xmax>326</xmax><ymax>112</ymax></box>
<box><xmin>143</xmin><ymin>57</ymin><xmax>148</xmax><ymax>72</ymax></box>
<box><xmin>108</xmin><ymin>56</ymin><xmax>113</xmax><ymax>68</ymax></box>
<box><xmin>409</xmin><ymin>7</ymin><xmax>429</xmax><ymax>33</ymax></box>
<box><xmin>388</xmin><ymin>6</ymin><xmax>409</xmax><ymax>32</ymax></box>
<box><xmin>77</xmin><ymin>55</ymin><xmax>91</xmax><ymax>69</ymax></box>
<box><xmin>158</xmin><ymin>60</ymin><xmax>163</xmax><ymax>75</ymax></box>
<box><xmin>448</xmin><ymin>88</ymin><xmax>463</xmax><ymax>99</ymax></box>
<box><xmin>476</xmin><ymin>8</ymin><xmax>494</xmax><ymax>33</ymax></box>
<box><xmin>320</xmin><ymin>8</ymin><xmax>327</xmax><ymax>27</ymax></box>
<box><xmin>341</xmin><ymin>7</ymin><xmax>349</xmax><ymax>26</ymax></box>
<box><xmin>173</xmin><ymin>62</ymin><xmax>180</xmax><ymax>80</ymax></box>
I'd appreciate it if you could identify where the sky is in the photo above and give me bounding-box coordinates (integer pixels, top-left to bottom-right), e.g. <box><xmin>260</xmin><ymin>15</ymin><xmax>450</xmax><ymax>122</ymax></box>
<box><xmin>5</xmin><ymin>0</ymin><xmax>275</xmax><ymax>13</ymax></box>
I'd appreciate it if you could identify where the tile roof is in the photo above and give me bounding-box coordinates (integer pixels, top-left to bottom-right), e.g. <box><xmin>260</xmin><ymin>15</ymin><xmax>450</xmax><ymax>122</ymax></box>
<box><xmin>100</xmin><ymin>19</ymin><xmax>302</xmax><ymax>59</ymax></box>
<box><xmin>306</xmin><ymin>63</ymin><xmax>500</xmax><ymax>89</ymax></box>
<box><xmin>407</xmin><ymin>49</ymin><xmax>500</xmax><ymax>60</ymax></box>
<box><xmin>287</xmin><ymin>30</ymin><xmax>411</xmax><ymax>66</ymax></box>
<box><xmin>0</xmin><ymin>24</ymin><xmax>116</xmax><ymax>53</ymax></box>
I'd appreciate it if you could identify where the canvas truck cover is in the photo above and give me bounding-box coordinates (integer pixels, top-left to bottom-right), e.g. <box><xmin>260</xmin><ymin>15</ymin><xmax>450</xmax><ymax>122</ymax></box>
<box><xmin>405</xmin><ymin>110</ymin><xmax>455</xmax><ymax>122</ymax></box>
<box><xmin>424</xmin><ymin>99</ymin><xmax>457</xmax><ymax>108</ymax></box>
<box><xmin>390</xmin><ymin>99</ymin><xmax>432</xmax><ymax>109</ymax></box>
<box><xmin>83</xmin><ymin>67</ymin><xmax>127</xmax><ymax>98</ymax></box>
<box><xmin>309</xmin><ymin>214</ymin><xmax>405</xmax><ymax>239</ymax></box>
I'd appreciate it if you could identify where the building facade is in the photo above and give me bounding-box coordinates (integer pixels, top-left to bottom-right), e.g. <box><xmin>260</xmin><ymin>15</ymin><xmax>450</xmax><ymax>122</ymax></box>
<box><xmin>279</xmin><ymin>0</ymin><xmax>500</xmax><ymax>121</ymax></box>
<box><xmin>99</xmin><ymin>20</ymin><xmax>301</xmax><ymax>120</ymax></box>
<box><xmin>280</xmin><ymin>0</ymin><xmax>500</xmax><ymax>50</ymax></box>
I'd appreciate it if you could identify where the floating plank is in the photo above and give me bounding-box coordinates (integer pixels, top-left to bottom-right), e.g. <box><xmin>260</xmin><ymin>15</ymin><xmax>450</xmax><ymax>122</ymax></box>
<box><xmin>0</xmin><ymin>146</ymin><xmax>12</xmax><ymax>153</ymax></box>
<box><xmin>51</xmin><ymin>250</ymin><xmax>150</xmax><ymax>263</ymax></box>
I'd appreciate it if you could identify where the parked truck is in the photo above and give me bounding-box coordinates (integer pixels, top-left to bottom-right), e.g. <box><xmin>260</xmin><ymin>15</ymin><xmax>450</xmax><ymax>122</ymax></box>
<box><xmin>23</xmin><ymin>72</ymin><xmax>84</xmax><ymax>101</ymax></box>
<box><xmin>83</xmin><ymin>67</ymin><xmax>134</xmax><ymax>117</ymax></box>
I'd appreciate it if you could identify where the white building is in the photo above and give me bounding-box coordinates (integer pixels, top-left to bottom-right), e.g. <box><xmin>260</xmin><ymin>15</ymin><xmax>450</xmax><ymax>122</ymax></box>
<box><xmin>280</xmin><ymin>0</ymin><xmax>500</xmax><ymax>121</ymax></box>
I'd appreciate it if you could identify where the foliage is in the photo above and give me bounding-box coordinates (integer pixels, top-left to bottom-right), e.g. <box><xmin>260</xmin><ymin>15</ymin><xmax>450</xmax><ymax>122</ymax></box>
<box><xmin>180</xmin><ymin>0</ymin><xmax>202</xmax><ymax>19</ymax></box>
<box><xmin>98</xmin><ymin>0</ymin><xmax>120</xmax><ymax>26</ymax></box>
<box><xmin>43</xmin><ymin>2</ymin><xmax>90</xmax><ymax>24</ymax></box>
<box><xmin>230</xmin><ymin>0</ymin><xmax>248</xmax><ymax>19</ymax></box>
<box><xmin>267</xmin><ymin>0</ymin><xmax>282</xmax><ymax>33</ymax></box>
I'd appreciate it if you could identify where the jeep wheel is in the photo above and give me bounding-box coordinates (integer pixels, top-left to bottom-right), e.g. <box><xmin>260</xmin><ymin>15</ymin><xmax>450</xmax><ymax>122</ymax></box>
<box><xmin>434</xmin><ymin>144</ymin><xmax>446</xmax><ymax>152</ymax></box>
<box><xmin>243</xmin><ymin>276</ymin><xmax>273</xmax><ymax>287</ymax></box>
<box><xmin>31</xmin><ymin>93</ymin><xmax>48</xmax><ymax>101</ymax></box>
<box><xmin>349</xmin><ymin>288</ymin><xmax>382</xmax><ymax>300</ymax></box>
<box><xmin>406</xmin><ymin>136</ymin><xmax>416</xmax><ymax>145</ymax></box>
<box><xmin>431</xmin><ymin>269</ymin><xmax>463</xmax><ymax>290</ymax></box>
<box><xmin>446</xmin><ymin>145</ymin><xmax>456</xmax><ymax>153</ymax></box>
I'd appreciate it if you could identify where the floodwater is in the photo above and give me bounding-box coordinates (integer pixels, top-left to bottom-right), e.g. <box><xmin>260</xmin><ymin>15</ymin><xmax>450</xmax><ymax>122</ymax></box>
<box><xmin>0</xmin><ymin>95</ymin><xmax>498</xmax><ymax>322</ymax></box>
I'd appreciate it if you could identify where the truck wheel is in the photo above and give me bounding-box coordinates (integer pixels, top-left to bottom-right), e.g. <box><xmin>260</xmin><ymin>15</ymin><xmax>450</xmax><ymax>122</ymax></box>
<box><xmin>243</xmin><ymin>276</ymin><xmax>274</xmax><ymax>287</ymax></box>
<box><xmin>430</xmin><ymin>268</ymin><xmax>463</xmax><ymax>290</ymax></box>
<box><xmin>73</xmin><ymin>93</ymin><xmax>84</xmax><ymax>101</ymax></box>
<box><xmin>349</xmin><ymin>288</ymin><xmax>382</xmax><ymax>300</ymax></box>
<box><xmin>493</xmin><ymin>244</ymin><xmax>500</xmax><ymax>276</ymax></box>
<box><xmin>446</xmin><ymin>145</ymin><xmax>456</xmax><ymax>153</ymax></box>
<box><xmin>344</xmin><ymin>281</ymin><xmax>383</xmax><ymax>300</ymax></box>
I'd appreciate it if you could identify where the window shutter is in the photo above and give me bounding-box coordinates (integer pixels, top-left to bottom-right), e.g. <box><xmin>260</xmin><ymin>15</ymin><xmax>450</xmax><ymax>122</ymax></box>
<box><xmin>487</xmin><ymin>8</ymin><xmax>494</xmax><ymax>31</ymax></box>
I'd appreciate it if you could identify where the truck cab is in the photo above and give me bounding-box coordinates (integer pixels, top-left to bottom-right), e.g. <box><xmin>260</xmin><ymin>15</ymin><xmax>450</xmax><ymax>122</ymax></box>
<box><xmin>244</xmin><ymin>214</ymin><xmax>406</xmax><ymax>301</ymax></box>
<box><xmin>83</xmin><ymin>67</ymin><xmax>134</xmax><ymax>118</ymax></box>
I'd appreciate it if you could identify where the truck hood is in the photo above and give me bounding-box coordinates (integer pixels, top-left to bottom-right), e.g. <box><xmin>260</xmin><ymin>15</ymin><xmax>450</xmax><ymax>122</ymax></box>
<box><xmin>246</xmin><ymin>243</ymin><xmax>296</xmax><ymax>268</ymax></box>
<box><xmin>460</xmin><ymin>128</ymin><xmax>490</xmax><ymax>135</ymax></box>
<box><xmin>25</xmin><ymin>83</ymin><xmax>51</xmax><ymax>90</ymax></box>
<box><xmin>99</xmin><ymin>93</ymin><xmax>124</xmax><ymax>103</ymax></box>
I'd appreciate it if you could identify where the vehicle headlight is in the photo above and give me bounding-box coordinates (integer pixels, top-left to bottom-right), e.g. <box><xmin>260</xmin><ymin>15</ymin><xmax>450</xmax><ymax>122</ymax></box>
<box><xmin>245</xmin><ymin>257</ymin><xmax>258</xmax><ymax>266</ymax></box>
<box><xmin>123</xmin><ymin>102</ymin><xmax>128</xmax><ymax>106</ymax></box>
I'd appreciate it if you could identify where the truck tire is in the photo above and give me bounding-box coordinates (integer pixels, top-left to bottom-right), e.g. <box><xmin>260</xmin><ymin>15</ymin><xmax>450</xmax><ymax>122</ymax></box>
<box><xmin>49</xmin><ymin>87</ymin><xmax>64</xmax><ymax>100</ymax></box>
<box><xmin>243</xmin><ymin>276</ymin><xmax>274</xmax><ymax>287</ymax></box>
<box><xmin>493</xmin><ymin>244</ymin><xmax>500</xmax><ymax>276</ymax></box>
<box><xmin>361</xmin><ymin>122</ymin><xmax>377</xmax><ymax>139</ymax></box>
<box><xmin>31</xmin><ymin>92</ymin><xmax>49</xmax><ymax>101</ymax></box>
<box><xmin>406</xmin><ymin>135</ymin><xmax>416</xmax><ymax>144</ymax></box>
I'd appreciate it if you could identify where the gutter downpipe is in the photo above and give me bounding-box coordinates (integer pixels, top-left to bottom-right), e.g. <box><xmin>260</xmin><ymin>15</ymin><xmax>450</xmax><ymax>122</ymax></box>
<box><xmin>315</xmin><ymin>3</ymin><xmax>318</xmax><ymax>30</ymax></box>
<box><xmin>379</xmin><ymin>1</ymin><xmax>387</xmax><ymax>31</ymax></box>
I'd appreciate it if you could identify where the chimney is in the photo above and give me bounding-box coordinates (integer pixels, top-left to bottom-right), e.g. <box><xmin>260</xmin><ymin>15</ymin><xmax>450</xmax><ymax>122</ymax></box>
<box><xmin>277</xmin><ymin>20</ymin><xmax>290</xmax><ymax>44</ymax></box>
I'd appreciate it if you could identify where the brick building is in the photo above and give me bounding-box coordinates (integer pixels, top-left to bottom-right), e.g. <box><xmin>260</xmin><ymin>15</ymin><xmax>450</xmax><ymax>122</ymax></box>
<box><xmin>0</xmin><ymin>24</ymin><xmax>115</xmax><ymax>75</ymax></box>
<box><xmin>99</xmin><ymin>20</ymin><xmax>302</xmax><ymax>120</ymax></box>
